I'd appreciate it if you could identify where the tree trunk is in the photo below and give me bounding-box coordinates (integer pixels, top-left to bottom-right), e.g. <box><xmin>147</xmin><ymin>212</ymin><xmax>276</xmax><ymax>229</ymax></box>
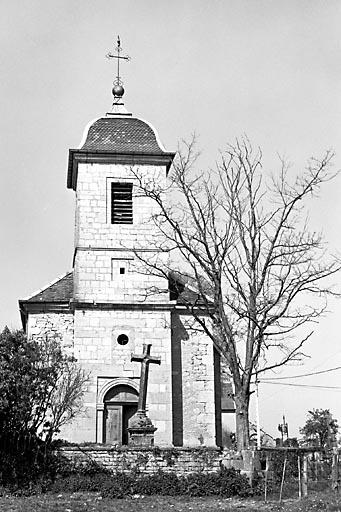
<box><xmin>234</xmin><ymin>389</ymin><xmax>250</xmax><ymax>452</ymax></box>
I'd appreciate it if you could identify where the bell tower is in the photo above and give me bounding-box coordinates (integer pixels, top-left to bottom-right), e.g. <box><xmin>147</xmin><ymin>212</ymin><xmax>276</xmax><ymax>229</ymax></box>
<box><xmin>67</xmin><ymin>38</ymin><xmax>175</xmax><ymax>304</ymax></box>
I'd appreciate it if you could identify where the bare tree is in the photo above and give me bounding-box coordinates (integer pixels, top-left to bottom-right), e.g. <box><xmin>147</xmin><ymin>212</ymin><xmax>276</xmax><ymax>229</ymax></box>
<box><xmin>132</xmin><ymin>137</ymin><xmax>340</xmax><ymax>451</ymax></box>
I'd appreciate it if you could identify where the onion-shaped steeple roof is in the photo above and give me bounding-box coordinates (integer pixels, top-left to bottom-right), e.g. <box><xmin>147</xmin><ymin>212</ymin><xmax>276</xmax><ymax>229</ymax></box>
<box><xmin>80</xmin><ymin>116</ymin><xmax>167</xmax><ymax>154</ymax></box>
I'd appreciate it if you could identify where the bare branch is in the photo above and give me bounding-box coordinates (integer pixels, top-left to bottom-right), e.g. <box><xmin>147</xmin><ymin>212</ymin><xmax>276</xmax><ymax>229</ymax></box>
<box><xmin>131</xmin><ymin>137</ymin><xmax>339</xmax><ymax>451</ymax></box>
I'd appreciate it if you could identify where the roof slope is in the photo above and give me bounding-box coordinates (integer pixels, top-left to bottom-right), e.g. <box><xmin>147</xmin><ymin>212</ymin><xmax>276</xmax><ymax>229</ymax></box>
<box><xmin>81</xmin><ymin>117</ymin><xmax>165</xmax><ymax>153</ymax></box>
<box><xmin>25</xmin><ymin>272</ymin><xmax>73</xmax><ymax>302</ymax></box>
<box><xmin>169</xmin><ymin>270</ymin><xmax>213</xmax><ymax>306</ymax></box>
<box><xmin>21</xmin><ymin>271</ymin><xmax>202</xmax><ymax>306</ymax></box>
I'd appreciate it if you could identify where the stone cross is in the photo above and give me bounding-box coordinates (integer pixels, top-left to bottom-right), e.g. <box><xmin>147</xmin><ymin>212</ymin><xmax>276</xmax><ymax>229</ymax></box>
<box><xmin>131</xmin><ymin>344</ymin><xmax>161</xmax><ymax>412</ymax></box>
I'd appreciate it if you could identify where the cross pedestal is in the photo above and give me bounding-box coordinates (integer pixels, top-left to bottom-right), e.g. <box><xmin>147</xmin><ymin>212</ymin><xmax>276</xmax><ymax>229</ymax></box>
<box><xmin>127</xmin><ymin>343</ymin><xmax>161</xmax><ymax>447</ymax></box>
<box><xmin>127</xmin><ymin>410</ymin><xmax>157</xmax><ymax>447</ymax></box>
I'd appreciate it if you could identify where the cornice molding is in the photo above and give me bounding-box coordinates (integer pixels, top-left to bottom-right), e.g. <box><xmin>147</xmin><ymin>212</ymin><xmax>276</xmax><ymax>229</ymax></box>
<box><xmin>67</xmin><ymin>149</ymin><xmax>175</xmax><ymax>190</ymax></box>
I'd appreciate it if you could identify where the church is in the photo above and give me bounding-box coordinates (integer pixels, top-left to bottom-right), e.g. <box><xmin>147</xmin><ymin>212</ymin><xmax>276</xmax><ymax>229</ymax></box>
<box><xmin>19</xmin><ymin>40</ymin><xmax>235</xmax><ymax>448</ymax></box>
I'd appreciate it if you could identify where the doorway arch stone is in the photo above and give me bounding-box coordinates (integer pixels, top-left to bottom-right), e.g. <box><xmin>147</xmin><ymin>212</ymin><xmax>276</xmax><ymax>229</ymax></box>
<box><xmin>97</xmin><ymin>379</ymin><xmax>139</xmax><ymax>444</ymax></box>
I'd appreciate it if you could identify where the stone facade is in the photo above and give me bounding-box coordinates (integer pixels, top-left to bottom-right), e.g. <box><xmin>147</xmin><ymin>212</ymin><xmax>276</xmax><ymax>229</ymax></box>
<box><xmin>25</xmin><ymin>306</ymin><xmax>222</xmax><ymax>447</ymax></box>
<box><xmin>74</xmin><ymin>162</ymin><xmax>168</xmax><ymax>304</ymax></box>
<box><xmin>69</xmin><ymin>308</ymin><xmax>172</xmax><ymax>445</ymax></box>
<box><xmin>19</xmin><ymin>109</ymin><xmax>235</xmax><ymax>448</ymax></box>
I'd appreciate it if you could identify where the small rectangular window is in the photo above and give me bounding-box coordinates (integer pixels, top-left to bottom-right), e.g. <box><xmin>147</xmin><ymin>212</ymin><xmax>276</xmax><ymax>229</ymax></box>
<box><xmin>111</xmin><ymin>183</ymin><xmax>133</xmax><ymax>224</ymax></box>
<box><xmin>111</xmin><ymin>258</ymin><xmax>132</xmax><ymax>280</ymax></box>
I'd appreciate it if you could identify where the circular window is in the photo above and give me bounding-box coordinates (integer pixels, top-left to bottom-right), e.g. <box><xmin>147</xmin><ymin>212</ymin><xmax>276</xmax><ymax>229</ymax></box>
<box><xmin>117</xmin><ymin>334</ymin><xmax>129</xmax><ymax>346</ymax></box>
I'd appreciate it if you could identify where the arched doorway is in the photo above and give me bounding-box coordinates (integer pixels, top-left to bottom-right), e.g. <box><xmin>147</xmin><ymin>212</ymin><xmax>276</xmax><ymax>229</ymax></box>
<box><xmin>103</xmin><ymin>384</ymin><xmax>139</xmax><ymax>445</ymax></box>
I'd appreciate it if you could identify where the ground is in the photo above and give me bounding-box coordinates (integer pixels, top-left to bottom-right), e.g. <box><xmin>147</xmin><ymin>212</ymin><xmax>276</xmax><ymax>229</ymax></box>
<box><xmin>0</xmin><ymin>492</ymin><xmax>340</xmax><ymax>512</ymax></box>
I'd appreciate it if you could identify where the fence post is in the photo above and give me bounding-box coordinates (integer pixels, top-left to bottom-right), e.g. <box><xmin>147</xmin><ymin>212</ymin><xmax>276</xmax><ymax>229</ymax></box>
<box><xmin>264</xmin><ymin>453</ymin><xmax>269</xmax><ymax>502</ymax></box>
<box><xmin>298</xmin><ymin>453</ymin><xmax>301</xmax><ymax>499</ymax></box>
<box><xmin>331</xmin><ymin>447</ymin><xmax>339</xmax><ymax>492</ymax></box>
<box><xmin>302</xmin><ymin>453</ymin><xmax>308</xmax><ymax>497</ymax></box>
<box><xmin>279</xmin><ymin>454</ymin><xmax>287</xmax><ymax>502</ymax></box>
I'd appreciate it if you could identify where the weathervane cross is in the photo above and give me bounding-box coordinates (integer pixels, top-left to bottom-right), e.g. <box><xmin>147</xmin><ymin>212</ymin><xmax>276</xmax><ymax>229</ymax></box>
<box><xmin>106</xmin><ymin>35</ymin><xmax>130</xmax><ymax>86</ymax></box>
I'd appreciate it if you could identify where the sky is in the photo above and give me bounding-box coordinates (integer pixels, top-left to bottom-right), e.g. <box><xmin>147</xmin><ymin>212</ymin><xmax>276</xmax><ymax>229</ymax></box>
<box><xmin>1</xmin><ymin>0</ymin><xmax>341</xmax><ymax>439</ymax></box>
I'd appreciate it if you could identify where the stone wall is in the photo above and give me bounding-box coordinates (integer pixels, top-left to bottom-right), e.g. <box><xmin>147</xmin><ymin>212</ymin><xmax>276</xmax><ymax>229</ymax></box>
<box><xmin>170</xmin><ymin>313</ymin><xmax>219</xmax><ymax>448</ymax></box>
<box><xmin>59</xmin><ymin>445</ymin><xmax>247</xmax><ymax>475</ymax></box>
<box><xmin>176</xmin><ymin>314</ymin><xmax>216</xmax><ymax>447</ymax></box>
<box><xmin>75</xmin><ymin>163</ymin><xmax>167</xmax><ymax>249</ymax></box>
<box><xmin>25</xmin><ymin>305</ymin><xmax>228</xmax><ymax>450</ymax></box>
<box><xmin>27</xmin><ymin>312</ymin><xmax>74</xmax><ymax>352</ymax></box>
<box><xmin>73</xmin><ymin>162</ymin><xmax>169</xmax><ymax>303</ymax></box>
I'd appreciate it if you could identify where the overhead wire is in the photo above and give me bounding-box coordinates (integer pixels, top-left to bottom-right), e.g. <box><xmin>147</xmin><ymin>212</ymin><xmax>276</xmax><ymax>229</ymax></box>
<box><xmin>259</xmin><ymin>381</ymin><xmax>341</xmax><ymax>390</ymax></box>
<box><xmin>311</xmin><ymin>348</ymin><xmax>341</xmax><ymax>372</ymax></box>
<box><xmin>253</xmin><ymin>364</ymin><xmax>341</xmax><ymax>403</ymax></box>
<box><xmin>259</xmin><ymin>365</ymin><xmax>341</xmax><ymax>381</ymax></box>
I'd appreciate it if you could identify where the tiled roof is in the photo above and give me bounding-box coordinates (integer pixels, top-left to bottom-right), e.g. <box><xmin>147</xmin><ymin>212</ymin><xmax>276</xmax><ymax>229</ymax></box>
<box><xmin>25</xmin><ymin>272</ymin><xmax>73</xmax><ymax>302</ymax></box>
<box><xmin>22</xmin><ymin>270</ymin><xmax>204</xmax><ymax>306</ymax></box>
<box><xmin>81</xmin><ymin>117</ymin><xmax>165</xmax><ymax>153</ymax></box>
<box><xmin>169</xmin><ymin>271</ymin><xmax>213</xmax><ymax>306</ymax></box>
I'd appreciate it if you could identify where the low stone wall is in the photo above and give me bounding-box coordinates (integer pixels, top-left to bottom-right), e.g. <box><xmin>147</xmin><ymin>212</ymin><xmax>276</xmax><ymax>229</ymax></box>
<box><xmin>59</xmin><ymin>445</ymin><xmax>248</xmax><ymax>475</ymax></box>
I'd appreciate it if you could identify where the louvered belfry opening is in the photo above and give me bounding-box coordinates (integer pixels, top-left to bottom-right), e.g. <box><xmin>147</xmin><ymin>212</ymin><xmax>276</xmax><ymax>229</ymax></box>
<box><xmin>111</xmin><ymin>182</ymin><xmax>133</xmax><ymax>224</ymax></box>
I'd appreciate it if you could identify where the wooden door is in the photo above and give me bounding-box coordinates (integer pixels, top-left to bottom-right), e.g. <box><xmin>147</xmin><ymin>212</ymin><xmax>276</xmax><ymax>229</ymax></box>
<box><xmin>122</xmin><ymin>404</ymin><xmax>138</xmax><ymax>445</ymax></box>
<box><xmin>104</xmin><ymin>404</ymin><xmax>122</xmax><ymax>444</ymax></box>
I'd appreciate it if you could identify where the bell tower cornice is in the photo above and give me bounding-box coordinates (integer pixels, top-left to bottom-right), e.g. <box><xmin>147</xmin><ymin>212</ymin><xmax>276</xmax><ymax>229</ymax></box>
<box><xmin>67</xmin><ymin>148</ymin><xmax>175</xmax><ymax>190</ymax></box>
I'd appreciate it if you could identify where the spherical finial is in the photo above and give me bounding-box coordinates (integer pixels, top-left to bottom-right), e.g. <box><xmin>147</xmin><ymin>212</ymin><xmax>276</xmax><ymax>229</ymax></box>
<box><xmin>112</xmin><ymin>84</ymin><xmax>125</xmax><ymax>98</ymax></box>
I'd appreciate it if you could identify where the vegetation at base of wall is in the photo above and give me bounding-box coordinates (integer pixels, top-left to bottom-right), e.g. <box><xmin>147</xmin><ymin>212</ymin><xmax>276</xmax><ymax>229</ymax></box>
<box><xmin>1</xmin><ymin>453</ymin><xmax>254</xmax><ymax>498</ymax></box>
<box><xmin>49</xmin><ymin>466</ymin><xmax>253</xmax><ymax>498</ymax></box>
<box><xmin>259</xmin><ymin>450</ymin><xmax>299</xmax><ymax>483</ymax></box>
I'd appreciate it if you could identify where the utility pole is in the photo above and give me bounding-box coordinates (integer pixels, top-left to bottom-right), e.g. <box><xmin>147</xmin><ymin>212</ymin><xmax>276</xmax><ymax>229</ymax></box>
<box><xmin>255</xmin><ymin>379</ymin><xmax>261</xmax><ymax>449</ymax></box>
<box><xmin>278</xmin><ymin>414</ymin><xmax>289</xmax><ymax>445</ymax></box>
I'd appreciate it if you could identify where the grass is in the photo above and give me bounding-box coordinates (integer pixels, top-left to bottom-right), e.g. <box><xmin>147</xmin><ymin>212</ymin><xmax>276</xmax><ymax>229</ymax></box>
<box><xmin>0</xmin><ymin>491</ymin><xmax>341</xmax><ymax>512</ymax></box>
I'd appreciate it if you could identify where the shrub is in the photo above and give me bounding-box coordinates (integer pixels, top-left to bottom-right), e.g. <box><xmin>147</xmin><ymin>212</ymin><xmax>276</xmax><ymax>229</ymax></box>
<box><xmin>1</xmin><ymin>448</ymin><xmax>254</xmax><ymax>498</ymax></box>
<box><xmin>218</xmin><ymin>467</ymin><xmax>251</xmax><ymax>497</ymax></box>
<box><xmin>185</xmin><ymin>472</ymin><xmax>219</xmax><ymax>496</ymax></box>
<box><xmin>136</xmin><ymin>472</ymin><xmax>184</xmax><ymax>496</ymax></box>
<box><xmin>268</xmin><ymin>450</ymin><xmax>299</xmax><ymax>483</ymax></box>
<box><xmin>51</xmin><ymin>472</ymin><xmax>122</xmax><ymax>495</ymax></box>
<box><xmin>100</xmin><ymin>468</ymin><xmax>252</xmax><ymax>499</ymax></box>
